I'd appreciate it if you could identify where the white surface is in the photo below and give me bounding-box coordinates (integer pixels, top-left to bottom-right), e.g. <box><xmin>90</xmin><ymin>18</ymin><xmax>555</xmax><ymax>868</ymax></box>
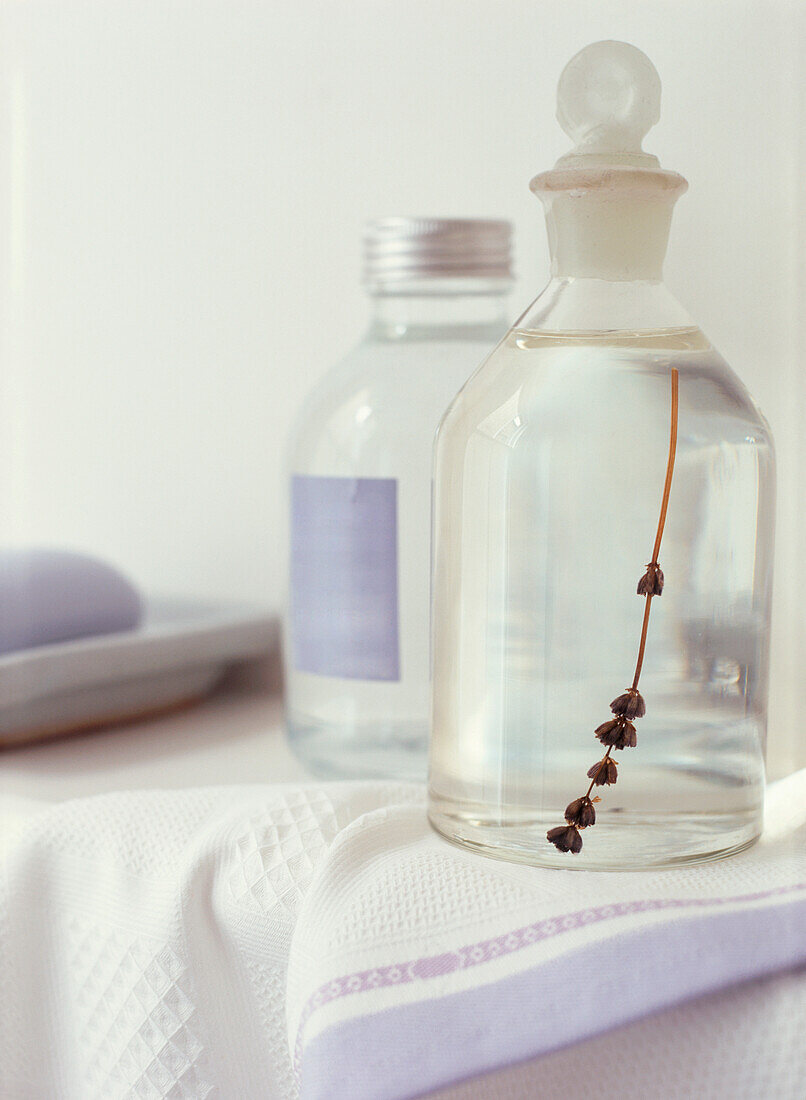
<box><xmin>2</xmin><ymin>763</ymin><xmax>804</xmax><ymax>1099</ymax></box>
<box><xmin>0</xmin><ymin>681</ymin><xmax>307</xmax><ymax>806</ymax></box>
<box><xmin>0</xmin><ymin>2</ymin><xmax>803</xmax><ymax>775</ymax></box>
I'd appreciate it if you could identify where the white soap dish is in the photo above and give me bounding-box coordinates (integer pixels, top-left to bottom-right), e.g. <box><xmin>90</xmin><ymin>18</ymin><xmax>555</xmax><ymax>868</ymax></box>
<box><xmin>0</xmin><ymin>598</ymin><xmax>279</xmax><ymax>747</ymax></box>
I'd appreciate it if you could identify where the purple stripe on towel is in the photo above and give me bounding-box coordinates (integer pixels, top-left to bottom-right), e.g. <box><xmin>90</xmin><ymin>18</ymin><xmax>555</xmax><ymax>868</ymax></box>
<box><xmin>296</xmin><ymin>882</ymin><xmax>805</xmax><ymax>1066</ymax></box>
<box><xmin>298</xmin><ymin>892</ymin><xmax>806</xmax><ymax>1100</ymax></box>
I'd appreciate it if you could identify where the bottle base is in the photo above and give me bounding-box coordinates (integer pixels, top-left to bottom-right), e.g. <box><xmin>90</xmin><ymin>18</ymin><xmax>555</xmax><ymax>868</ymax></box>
<box><xmin>428</xmin><ymin>800</ymin><xmax>762</xmax><ymax>871</ymax></box>
<box><xmin>287</xmin><ymin>713</ymin><xmax>428</xmax><ymax>781</ymax></box>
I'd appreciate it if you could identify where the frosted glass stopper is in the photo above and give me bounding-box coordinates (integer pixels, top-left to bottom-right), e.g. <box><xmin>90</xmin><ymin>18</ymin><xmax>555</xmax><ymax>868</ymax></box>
<box><xmin>557</xmin><ymin>41</ymin><xmax>661</xmax><ymax>159</ymax></box>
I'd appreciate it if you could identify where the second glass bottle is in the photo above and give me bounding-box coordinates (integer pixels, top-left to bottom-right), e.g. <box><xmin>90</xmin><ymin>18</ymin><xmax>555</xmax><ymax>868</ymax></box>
<box><xmin>286</xmin><ymin>217</ymin><xmax>513</xmax><ymax>778</ymax></box>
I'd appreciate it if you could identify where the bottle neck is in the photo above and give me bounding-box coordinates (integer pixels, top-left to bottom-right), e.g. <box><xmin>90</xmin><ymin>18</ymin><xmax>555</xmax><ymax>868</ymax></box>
<box><xmin>516</xmin><ymin>276</ymin><xmax>698</xmax><ymax>336</ymax></box>
<box><xmin>367</xmin><ymin>278</ymin><xmax>511</xmax><ymax>340</ymax></box>
<box><xmin>543</xmin><ymin>189</ymin><xmax>675</xmax><ymax>281</ymax></box>
<box><xmin>531</xmin><ymin>163</ymin><xmax>687</xmax><ymax>284</ymax></box>
<box><xmin>522</xmin><ymin>173</ymin><xmax>695</xmax><ymax>334</ymax></box>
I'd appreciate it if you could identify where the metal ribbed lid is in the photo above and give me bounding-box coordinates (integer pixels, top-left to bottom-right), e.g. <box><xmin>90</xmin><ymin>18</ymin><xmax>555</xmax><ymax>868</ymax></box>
<box><xmin>363</xmin><ymin>217</ymin><xmax>513</xmax><ymax>288</ymax></box>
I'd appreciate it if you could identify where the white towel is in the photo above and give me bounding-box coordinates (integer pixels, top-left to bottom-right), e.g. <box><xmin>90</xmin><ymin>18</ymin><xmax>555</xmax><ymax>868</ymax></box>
<box><xmin>2</xmin><ymin>771</ymin><xmax>805</xmax><ymax>1100</ymax></box>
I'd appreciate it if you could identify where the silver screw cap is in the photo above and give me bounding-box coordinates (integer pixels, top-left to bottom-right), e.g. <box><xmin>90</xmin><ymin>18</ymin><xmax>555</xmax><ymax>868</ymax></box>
<box><xmin>363</xmin><ymin>217</ymin><xmax>513</xmax><ymax>289</ymax></box>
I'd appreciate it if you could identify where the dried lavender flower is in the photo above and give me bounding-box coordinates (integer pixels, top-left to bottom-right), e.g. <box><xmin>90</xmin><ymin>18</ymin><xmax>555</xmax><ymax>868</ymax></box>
<box><xmin>587</xmin><ymin>757</ymin><xmax>618</xmax><ymax>785</ymax></box>
<box><xmin>610</xmin><ymin>689</ymin><xmax>646</xmax><ymax>720</ymax></box>
<box><xmin>545</xmin><ymin>369</ymin><xmax>679</xmax><ymax>856</ymax></box>
<box><xmin>637</xmin><ymin>562</ymin><xmax>664</xmax><ymax>597</ymax></box>
<box><xmin>595</xmin><ymin>717</ymin><xmax>637</xmax><ymax>749</ymax></box>
<box><xmin>565</xmin><ymin>796</ymin><xmax>596</xmax><ymax>828</ymax></box>
<box><xmin>547</xmin><ymin>825</ymin><xmax>583</xmax><ymax>854</ymax></box>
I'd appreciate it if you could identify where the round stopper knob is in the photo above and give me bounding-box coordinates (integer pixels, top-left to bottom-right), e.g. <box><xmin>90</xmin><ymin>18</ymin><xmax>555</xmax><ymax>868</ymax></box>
<box><xmin>557</xmin><ymin>40</ymin><xmax>661</xmax><ymax>156</ymax></box>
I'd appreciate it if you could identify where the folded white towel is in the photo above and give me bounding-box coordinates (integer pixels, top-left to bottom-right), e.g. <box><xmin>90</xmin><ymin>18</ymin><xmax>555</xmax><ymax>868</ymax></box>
<box><xmin>2</xmin><ymin>771</ymin><xmax>804</xmax><ymax>1100</ymax></box>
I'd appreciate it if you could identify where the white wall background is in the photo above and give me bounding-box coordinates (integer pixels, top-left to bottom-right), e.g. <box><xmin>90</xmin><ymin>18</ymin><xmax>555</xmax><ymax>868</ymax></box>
<box><xmin>0</xmin><ymin>0</ymin><xmax>803</xmax><ymax>771</ymax></box>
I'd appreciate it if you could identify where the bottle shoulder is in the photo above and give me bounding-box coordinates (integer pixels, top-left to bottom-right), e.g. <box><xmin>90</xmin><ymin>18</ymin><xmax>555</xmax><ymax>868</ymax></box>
<box><xmin>288</xmin><ymin>332</ymin><xmax>502</xmax><ymax>472</ymax></box>
<box><xmin>438</xmin><ymin>328</ymin><xmax>773</xmax><ymax>452</ymax></box>
<box><xmin>301</xmin><ymin>330</ymin><xmax>502</xmax><ymax>400</ymax></box>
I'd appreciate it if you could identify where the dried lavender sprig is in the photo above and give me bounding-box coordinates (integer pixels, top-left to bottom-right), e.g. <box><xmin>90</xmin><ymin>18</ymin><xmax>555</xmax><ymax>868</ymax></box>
<box><xmin>548</xmin><ymin>367</ymin><xmax>680</xmax><ymax>855</ymax></box>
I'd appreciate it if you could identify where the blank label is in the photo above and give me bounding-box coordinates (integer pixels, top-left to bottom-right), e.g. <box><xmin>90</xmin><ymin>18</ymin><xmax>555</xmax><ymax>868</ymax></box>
<box><xmin>290</xmin><ymin>475</ymin><xmax>400</xmax><ymax>681</ymax></box>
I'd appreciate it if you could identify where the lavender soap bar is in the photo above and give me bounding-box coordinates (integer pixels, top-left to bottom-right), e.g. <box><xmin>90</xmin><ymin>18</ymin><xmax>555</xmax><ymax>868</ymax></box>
<box><xmin>0</xmin><ymin>548</ymin><xmax>143</xmax><ymax>655</ymax></box>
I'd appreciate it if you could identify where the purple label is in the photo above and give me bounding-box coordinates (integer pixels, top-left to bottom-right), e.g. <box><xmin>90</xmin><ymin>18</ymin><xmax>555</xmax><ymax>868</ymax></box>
<box><xmin>290</xmin><ymin>475</ymin><xmax>400</xmax><ymax>681</ymax></box>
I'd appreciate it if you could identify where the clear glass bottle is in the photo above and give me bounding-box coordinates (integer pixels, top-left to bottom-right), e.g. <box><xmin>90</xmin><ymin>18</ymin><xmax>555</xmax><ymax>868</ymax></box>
<box><xmin>286</xmin><ymin>218</ymin><xmax>513</xmax><ymax>779</ymax></box>
<box><xmin>429</xmin><ymin>42</ymin><xmax>775</xmax><ymax>869</ymax></box>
